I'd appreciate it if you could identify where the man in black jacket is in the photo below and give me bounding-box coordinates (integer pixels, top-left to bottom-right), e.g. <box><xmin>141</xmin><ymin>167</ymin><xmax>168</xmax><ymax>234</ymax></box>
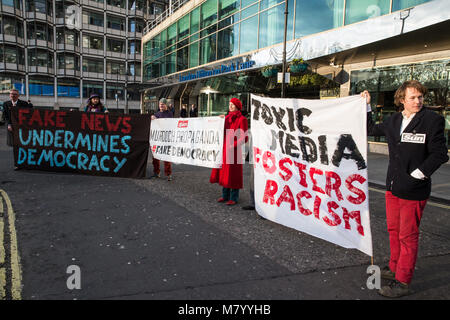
<box><xmin>4</xmin><ymin>89</ymin><xmax>31</xmax><ymax>147</ymax></box>
<box><xmin>362</xmin><ymin>80</ymin><xmax>448</xmax><ymax>298</ymax></box>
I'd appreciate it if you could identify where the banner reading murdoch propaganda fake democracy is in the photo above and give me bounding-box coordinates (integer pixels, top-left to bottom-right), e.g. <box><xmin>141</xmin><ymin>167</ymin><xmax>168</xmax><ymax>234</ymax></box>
<box><xmin>251</xmin><ymin>94</ymin><xmax>373</xmax><ymax>256</ymax></box>
<box><xmin>150</xmin><ymin>117</ymin><xmax>224</xmax><ymax>168</ymax></box>
<box><xmin>11</xmin><ymin>108</ymin><xmax>151</xmax><ymax>178</ymax></box>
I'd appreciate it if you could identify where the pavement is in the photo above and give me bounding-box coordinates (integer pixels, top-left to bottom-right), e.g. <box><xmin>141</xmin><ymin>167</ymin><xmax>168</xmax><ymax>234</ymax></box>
<box><xmin>0</xmin><ymin>124</ymin><xmax>449</xmax><ymax>300</ymax></box>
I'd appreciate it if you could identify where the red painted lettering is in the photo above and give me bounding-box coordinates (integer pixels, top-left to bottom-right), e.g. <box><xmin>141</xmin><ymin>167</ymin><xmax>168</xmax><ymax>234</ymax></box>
<box><xmin>323</xmin><ymin>201</ymin><xmax>342</xmax><ymax>227</ymax></box>
<box><xmin>95</xmin><ymin>114</ymin><xmax>105</xmax><ymax>131</ymax></box>
<box><xmin>262</xmin><ymin>151</ymin><xmax>276</xmax><ymax>174</ymax></box>
<box><xmin>309</xmin><ymin>167</ymin><xmax>325</xmax><ymax>194</ymax></box>
<box><xmin>276</xmin><ymin>185</ymin><xmax>295</xmax><ymax>210</ymax></box>
<box><xmin>55</xmin><ymin>111</ymin><xmax>66</xmax><ymax>128</ymax></box>
<box><xmin>342</xmin><ymin>208</ymin><xmax>364</xmax><ymax>236</ymax></box>
<box><xmin>44</xmin><ymin>111</ymin><xmax>55</xmax><ymax>127</ymax></box>
<box><xmin>18</xmin><ymin>109</ymin><xmax>30</xmax><ymax>125</ymax></box>
<box><xmin>106</xmin><ymin>115</ymin><xmax>122</xmax><ymax>132</ymax></box>
<box><xmin>325</xmin><ymin>171</ymin><xmax>343</xmax><ymax>201</ymax></box>
<box><xmin>121</xmin><ymin>116</ymin><xmax>132</xmax><ymax>134</ymax></box>
<box><xmin>293</xmin><ymin>161</ymin><xmax>307</xmax><ymax>187</ymax></box>
<box><xmin>296</xmin><ymin>191</ymin><xmax>312</xmax><ymax>216</ymax></box>
<box><xmin>28</xmin><ymin>109</ymin><xmax>43</xmax><ymax>126</ymax></box>
<box><xmin>81</xmin><ymin>113</ymin><xmax>94</xmax><ymax>130</ymax></box>
<box><xmin>279</xmin><ymin>158</ymin><xmax>293</xmax><ymax>181</ymax></box>
<box><xmin>313</xmin><ymin>196</ymin><xmax>321</xmax><ymax>220</ymax></box>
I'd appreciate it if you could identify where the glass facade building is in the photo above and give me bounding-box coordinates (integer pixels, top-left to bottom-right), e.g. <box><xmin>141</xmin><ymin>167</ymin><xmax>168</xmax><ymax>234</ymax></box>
<box><xmin>143</xmin><ymin>0</ymin><xmax>433</xmax><ymax>80</ymax></box>
<box><xmin>142</xmin><ymin>0</ymin><xmax>449</xmax><ymax>147</ymax></box>
<box><xmin>0</xmin><ymin>0</ymin><xmax>168</xmax><ymax>112</ymax></box>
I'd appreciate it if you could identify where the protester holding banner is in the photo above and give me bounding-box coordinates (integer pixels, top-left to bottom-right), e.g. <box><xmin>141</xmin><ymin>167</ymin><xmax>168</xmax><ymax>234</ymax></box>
<box><xmin>210</xmin><ymin>98</ymin><xmax>248</xmax><ymax>205</ymax></box>
<box><xmin>362</xmin><ymin>80</ymin><xmax>449</xmax><ymax>298</ymax></box>
<box><xmin>151</xmin><ymin>98</ymin><xmax>174</xmax><ymax>181</ymax></box>
<box><xmin>4</xmin><ymin>89</ymin><xmax>31</xmax><ymax>148</ymax></box>
<box><xmin>84</xmin><ymin>93</ymin><xmax>108</xmax><ymax>113</ymax></box>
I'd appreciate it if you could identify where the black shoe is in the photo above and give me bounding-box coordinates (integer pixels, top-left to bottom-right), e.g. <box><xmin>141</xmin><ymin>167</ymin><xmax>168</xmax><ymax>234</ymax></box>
<box><xmin>242</xmin><ymin>205</ymin><xmax>255</xmax><ymax>210</ymax></box>
<box><xmin>381</xmin><ymin>266</ymin><xmax>396</xmax><ymax>280</ymax></box>
<box><xmin>378</xmin><ymin>280</ymin><xmax>411</xmax><ymax>298</ymax></box>
<box><xmin>13</xmin><ymin>166</ymin><xmax>20</xmax><ymax>171</ymax></box>
<box><xmin>151</xmin><ymin>173</ymin><xmax>160</xmax><ymax>178</ymax></box>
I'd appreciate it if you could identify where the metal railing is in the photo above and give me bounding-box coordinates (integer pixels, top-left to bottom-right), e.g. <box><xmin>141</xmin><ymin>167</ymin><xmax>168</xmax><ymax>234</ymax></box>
<box><xmin>143</xmin><ymin>0</ymin><xmax>190</xmax><ymax>34</ymax></box>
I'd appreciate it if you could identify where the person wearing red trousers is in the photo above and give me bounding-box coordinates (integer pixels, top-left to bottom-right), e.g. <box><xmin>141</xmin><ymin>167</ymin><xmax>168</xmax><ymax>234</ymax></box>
<box><xmin>361</xmin><ymin>81</ymin><xmax>448</xmax><ymax>298</ymax></box>
<box><xmin>151</xmin><ymin>98</ymin><xmax>173</xmax><ymax>181</ymax></box>
<box><xmin>210</xmin><ymin>98</ymin><xmax>249</xmax><ymax>205</ymax></box>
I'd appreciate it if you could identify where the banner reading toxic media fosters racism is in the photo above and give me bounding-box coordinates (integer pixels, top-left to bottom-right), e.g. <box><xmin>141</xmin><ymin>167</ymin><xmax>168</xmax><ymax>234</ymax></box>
<box><xmin>150</xmin><ymin>117</ymin><xmax>224</xmax><ymax>168</ymax></box>
<box><xmin>251</xmin><ymin>94</ymin><xmax>372</xmax><ymax>256</ymax></box>
<box><xmin>11</xmin><ymin>108</ymin><xmax>150</xmax><ymax>178</ymax></box>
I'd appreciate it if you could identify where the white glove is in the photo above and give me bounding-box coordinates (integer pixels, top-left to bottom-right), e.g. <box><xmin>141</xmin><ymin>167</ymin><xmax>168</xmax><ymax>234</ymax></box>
<box><xmin>410</xmin><ymin>168</ymin><xmax>426</xmax><ymax>180</ymax></box>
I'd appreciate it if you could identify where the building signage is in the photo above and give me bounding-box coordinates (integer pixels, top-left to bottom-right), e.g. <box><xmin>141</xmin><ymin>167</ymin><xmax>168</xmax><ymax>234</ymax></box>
<box><xmin>179</xmin><ymin>60</ymin><xmax>255</xmax><ymax>82</ymax></box>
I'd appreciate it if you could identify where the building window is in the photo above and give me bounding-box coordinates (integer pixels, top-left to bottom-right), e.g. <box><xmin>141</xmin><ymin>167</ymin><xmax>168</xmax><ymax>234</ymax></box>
<box><xmin>151</xmin><ymin>2</ymin><xmax>165</xmax><ymax>15</ymax></box>
<box><xmin>128</xmin><ymin>63</ymin><xmax>141</xmax><ymax>76</ymax></box>
<box><xmin>0</xmin><ymin>46</ymin><xmax>25</xmax><ymax>65</ymax></box>
<box><xmin>107</xmin><ymin>15</ymin><xmax>125</xmax><ymax>31</ymax></box>
<box><xmin>259</xmin><ymin>4</ymin><xmax>285</xmax><ymax>49</ymax></box>
<box><xmin>200</xmin><ymin>33</ymin><xmax>217</xmax><ymax>65</ymax></box>
<box><xmin>201</xmin><ymin>0</ymin><xmax>218</xmax><ymax>29</ymax></box>
<box><xmin>82</xmin><ymin>34</ymin><xmax>104</xmax><ymax>50</ymax></box>
<box><xmin>57</xmin><ymin>28</ymin><xmax>79</xmax><ymax>46</ymax></box>
<box><xmin>107</xmin><ymin>38</ymin><xmax>125</xmax><ymax>53</ymax></box>
<box><xmin>83</xmin><ymin>81</ymin><xmax>103</xmax><ymax>99</ymax></box>
<box><xmin>219</xmin><ymin>0</ymin><xmax>240</xmax><ymax>19</ymax></box>
<box><xmin>239</xmin><ymin>15</ymin><xmax>258</xmax><ymax>54</ymax></box>
<box><xmin>217</xmin><ymin>23</ymin><xmax>239</xmax><ymax>60</ymax></box>
<box><xmin>28</xmin><ymin>49</ymin><xmax>53</xmax><ymax>68</ymax></box>
<box><xmin>295</xmin><ymin>0</ymin><xmax>342</xmax><ymax>38</ymax></box>
<box><xmin>83</xmin><ymin>11</ymin><xmax>104</xmax><ymax>27</ymax></box>
<box><xmin>129</xmin><ymin>40</ymin><xmax>141</xmax><ymax>54</ymax></box>
<box><xmin>1</xmin><ymin>0</ymin><xmax>22</xmax><ymax>9</ymax></box>
<box><xmin>107</xmin><ymin>0</ymin><xmax>125</xmax><ymax>8</ymax></box>
<box><xmin>26</xmin><ymin>0</ymin><xmax>53</xmax><ymax>16</ymax></box>
<box><xmin>57</xmin><ymin>79</ymin><xmax>80</xmax><ymax>97</ymax></box>
<box><xmin>82</xmin><ymin>58</ymin><xmax>104</xmax><ymax>73</ymax></box>
<box><xmin>106</xmin><ymin>83</ymin><xmax>124</xmax><ymax>100</ymax></box>
<box><xmin>344</xmin><ymin>0</ymin><xmax>390</xmax><ymax>25</ymax></box>
<box><xmin>58</xmin><ymin>54</ymin><xmax>80</xmax><ymax>70</ymax></box>
<box><xmin>106</xmin><ymin>60</ymin><xmax>126</xmax><ymax>75</ymax></box>
<box><xmin>392</xmin><ymin>0</ymin><xmax>432</xmax><ymax>11</ymax></box>
<box><xmin>129</xmin><ymin>0</ymin><xmax>145</xmax><ymax>11</ymax></box>
<box><xmin>27</xmin><ymin>22</ymin><xmax>53</xmax><ymax>42</ymax></box>
<box><xmin>0</xmin><ymin>73</ymin><xmax>25</xmax><ymax>94</ymax></box>
<box><xmin>129</xmin><ymin>19</ymin><xmax>144</xmax><ymax>33</ymax></box>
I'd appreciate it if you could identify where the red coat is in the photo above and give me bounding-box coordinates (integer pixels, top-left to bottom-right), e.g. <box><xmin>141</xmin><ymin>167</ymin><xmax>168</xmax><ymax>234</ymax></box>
<box><xmin>210</xmin><ymin>111</ymin><xmax>248</xmax><ymax>189</ymax></box>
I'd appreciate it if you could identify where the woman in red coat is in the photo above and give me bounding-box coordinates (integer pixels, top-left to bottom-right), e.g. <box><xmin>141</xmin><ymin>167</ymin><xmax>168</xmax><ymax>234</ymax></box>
<box><xmin>210</xmin><ymin>98</ymin><xmax>249</xmax><ymax>205</ymax></box>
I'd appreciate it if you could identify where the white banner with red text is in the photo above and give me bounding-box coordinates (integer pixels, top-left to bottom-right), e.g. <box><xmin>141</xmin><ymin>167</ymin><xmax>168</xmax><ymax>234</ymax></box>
<box><xmin>251</xmin><ymin>94</ymin><xmax>372</xmax><ymax>256</ymax></box>
<box><xmin>150</xmin><ymin>117</ymin><xmax>225</xmax><ymax>168</ymax></box>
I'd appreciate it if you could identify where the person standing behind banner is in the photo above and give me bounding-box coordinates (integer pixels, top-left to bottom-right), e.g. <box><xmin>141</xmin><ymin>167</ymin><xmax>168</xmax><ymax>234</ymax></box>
<box><xmin>4</xmin><ymin>89</ymin><xmax>31</xmax><ymax>147</ymax></box>
<box><xmin>151</xmin><ymin>98</ymin><xmax>174</xmax><ymax>181</ymax></box>
<box><xmin>361</xmin><ymin>80</ymin><xmax>448</xmax><ymax>298</ymax></box>
<box><xmin>210</xmin><ymin>98</ymin><xmax>248</xmax><ymax>205</ymax></box>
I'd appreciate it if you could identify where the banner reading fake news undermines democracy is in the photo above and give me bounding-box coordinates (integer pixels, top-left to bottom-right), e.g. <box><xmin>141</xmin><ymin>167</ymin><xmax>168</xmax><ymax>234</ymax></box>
<box><xmin>12</xmin><ymin>108</ymin><xmax>151</xmax><ymax>178</ymax></box>
<box><xmin>251</xmin><ymin>94</ymin><xmax>372</xmax><ymax>256</ymax></box>
<box><xmin>150</xmin><ymin>117</ymin><xmax>224</xmax><ymax>168</ymax></box>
